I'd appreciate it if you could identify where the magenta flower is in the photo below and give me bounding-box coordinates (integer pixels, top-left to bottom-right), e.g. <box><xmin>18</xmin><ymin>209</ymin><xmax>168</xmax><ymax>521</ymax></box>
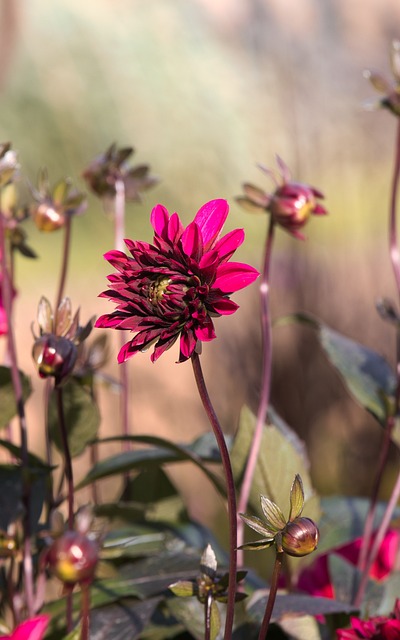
<box><xmin>298</xmin><ymin>528</ymin><xmax>400</xmax><ymax>600</ymax></box>
<box><xmin>0</xmin><ymin>615</ymin><xmax>49</xmax><ymax>640</ymax></box>
<box><xmin>337</xmin><ymin>599</ymin><xmax>400</xmax><ymax>639</ymax></box>
<box><xmin>96</xmin><ymin>199</ymin><xmax>259</xmax><ymax>363</ymax></box>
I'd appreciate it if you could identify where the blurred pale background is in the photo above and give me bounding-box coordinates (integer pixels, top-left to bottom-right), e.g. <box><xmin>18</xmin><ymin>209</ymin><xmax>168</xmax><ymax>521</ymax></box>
<box><xmin>1</xmin><ymin>0</ymin><xmax>400</xmax><ymax>527</ymax></box>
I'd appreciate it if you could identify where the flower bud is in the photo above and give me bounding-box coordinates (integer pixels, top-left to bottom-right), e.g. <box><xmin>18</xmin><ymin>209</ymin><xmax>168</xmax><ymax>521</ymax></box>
<box><xmin>281</xmin><ymin>517</ymin><xmax>319</xmax><ymax>557</ymax></box>
<box><xmin>31</xmin><ymin>202</ymin><xmax>65</xmax><ymax>232</ymax></box>
<box><xmin>269</xmin><ymin>183</ymin><xmax>325</xmax><ymax>237</ymax></box>
<box><xmin>47</xmin><ymin>531</ymin><xmax>99</xmax><ymax>585</ymax></box>
<box><xmin>32</xmin><ymin>335</ymin><xmax>77</xmax><ymax>383</ymax></box>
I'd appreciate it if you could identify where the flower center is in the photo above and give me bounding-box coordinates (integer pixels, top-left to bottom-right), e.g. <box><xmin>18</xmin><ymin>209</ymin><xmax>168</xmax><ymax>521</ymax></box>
<box><xmin>148</xmin><ymin>276</ymin><xmax>171</xmax><ymax>305</ymax></box>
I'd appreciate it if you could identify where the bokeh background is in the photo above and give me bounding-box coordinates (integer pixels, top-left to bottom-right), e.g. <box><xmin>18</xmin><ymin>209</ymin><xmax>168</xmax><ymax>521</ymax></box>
<box><xmin>1</xmin><ymin>0</ymin><xmax>400</xmax><ymax>528</ymax></box>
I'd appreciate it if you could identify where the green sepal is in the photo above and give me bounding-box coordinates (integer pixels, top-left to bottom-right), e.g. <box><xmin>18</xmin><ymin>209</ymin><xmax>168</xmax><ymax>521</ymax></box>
<box><xmin>239</xmin><ymin>513</ymin><xmax>276</xmax><ymax>538</ymax></box>
<box><xmin>168</xmin><ymin>580</ymin><xmax>196</xmax><ymax>598</ymax></box>
<box><xmin>260</xmin><ymin>495</ymin><xmax>286</xmax><ymax>531</ymax></box>
<box><xmin>288</xmin><ymin>474</ymin><xmax>304</xmax><ymax>521</ymax></box>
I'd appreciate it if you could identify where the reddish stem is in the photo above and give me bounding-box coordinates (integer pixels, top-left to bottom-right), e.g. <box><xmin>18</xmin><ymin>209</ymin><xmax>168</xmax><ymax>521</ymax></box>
<box><xmin>237</xmin><ymin>218</ymin><xmax>275</xmax><ymax>560</ymax></box>
<box><xmin>191</xmin><ymin>352</ymin><xmax>237</xmax><ymax>640</ymax></box>
<box><xmin>258</xmin><ymin>551</ymin><xmax>283</xmax><ymax>640</ymax></box>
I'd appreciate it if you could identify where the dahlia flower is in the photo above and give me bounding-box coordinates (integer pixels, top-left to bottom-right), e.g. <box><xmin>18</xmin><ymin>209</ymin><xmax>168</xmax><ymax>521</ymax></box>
<box><xmin>337</xmin><ymin>599</ymin><xmax>400</xmax><ymax>639</ymax></box>
<box><xmin>96</xmin><ymin>199</ymin><xmax>259</xmax><ymax>363</ymax></box>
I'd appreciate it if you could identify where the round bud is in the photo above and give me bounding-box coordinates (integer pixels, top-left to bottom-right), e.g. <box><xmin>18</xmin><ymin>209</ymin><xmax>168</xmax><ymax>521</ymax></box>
<box><xmin>281</xmin><ymin>517</ymin><xmax>319</xmax><ymax>557</ymax></box>
<box><xmin>47</xmin><ymin>531</ymin><xmax>99</xmax><ymax>585</ymax></box>
<box><xmin>32</xmin><ymin>335</ymin><xmax>77</xmax><ymax>383</ymax></box>
<box><xmin>32</xmin><ymin>202</ymin><xmax>65</xmax><ymax>232</ymax></box>
<box><xmin>269</xmin><ymin>183</ymin><xmax>316</xmax><ymax>232</ymax></box>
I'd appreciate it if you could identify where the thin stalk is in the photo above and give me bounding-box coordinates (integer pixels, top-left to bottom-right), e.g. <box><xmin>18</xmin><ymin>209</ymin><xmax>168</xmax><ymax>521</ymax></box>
<box><xmin>237</xmin><ymin>218</ymin><xmax>275</xmax><ymax>561</ymax></box>
<box><xmin>191</xmin><ymin>352</ymin><xmax>237</xmax><ymax>640</ymax></box>
<box><xmin>81</xmin><ymin>583</ymin><xmax>90</xmax><ymax>640</ymax></box>
<box><xmin>258</xmin><ymin>551</ymin><xmax>283</xmax><ymax>640</ymax></box>
<box><xmin>55</xmin><ymin>387</ymin><xmax>74</xmax><ymax>529</ymax></box>
<box><xmin>55</xmin><ymin>215</ymin><xmax>72</xmax><ymax>313</ymax></box>
<box><xmin>354</xmin><ymin>467</ymin><xmax>400</xmax><ymax>607</ymax></box>
<box><xmin>204</xmin><ymin>593</ymin><xmax>212</xmax><ymax>640</ymax></box>
<box><xmin>114</xmin><ymin>179</ymin><xmax>130</xmax><ymax>453</ymax></box>
<box><xmin>355</xmin><ymin>118</ymin><xmax>400</xmax><ymax>605</ymax></box>
<box><xmin>0</xmin><ymin>203</ymin><xmax>34</xmax><ymax>617</ymax></box>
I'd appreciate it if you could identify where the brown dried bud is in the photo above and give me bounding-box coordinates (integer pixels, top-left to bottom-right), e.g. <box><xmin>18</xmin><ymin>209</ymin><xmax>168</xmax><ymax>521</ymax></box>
<box><xmin>281</xmin><ymin>517</ymin><xmax>319</xmax><ymax>557</ymax></box>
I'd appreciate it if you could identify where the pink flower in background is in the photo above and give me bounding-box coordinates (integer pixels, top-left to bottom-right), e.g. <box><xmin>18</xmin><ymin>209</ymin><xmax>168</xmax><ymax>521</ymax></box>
<box><xmin>0</xmin><ymin>615</ymin><xmax>49</xmax><ymax>640</ymax></box>
<box><xmin>298</xmin><ymin>529</ymin><xmax>400</xmax><ymax>599</ymax></box>
<box><xmin>96</xmin><ymin>199</ymin><xmax>259</xmax><ymax>363</ymax></box>
<box><xmin>336</xmin><ymin>599</ymin><xmax>400</xmax><ymax>639</ymax></box>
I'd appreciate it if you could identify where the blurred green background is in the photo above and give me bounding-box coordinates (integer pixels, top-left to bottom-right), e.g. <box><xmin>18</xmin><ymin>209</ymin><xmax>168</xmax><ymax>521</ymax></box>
<box><xmin>1</xmin><ymin>0</ymin><xmax>400</xmax><ymax>524</ymax></box>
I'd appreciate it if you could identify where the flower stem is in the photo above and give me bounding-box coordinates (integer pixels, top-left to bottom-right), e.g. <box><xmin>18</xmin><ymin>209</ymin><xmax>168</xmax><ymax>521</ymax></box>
<box><xmin>191</xmin><ymin>352</ymin><xmax>237</xmax><ymax>640</ymax></box>
<box><xmin>55</xmin><ymin>214</ymin><xmax>72</xmax><ymax>312</ymax></box>
<box><xmin>0</xmin><ymin>200</ymin><xmax>35</xmax><ymax>617</ymax></box>
<box><xmin>258</xmin><ymin>551</ymin><xmax>283</xmax><ymax>640</ymax></box>
<box><xmin>55</xmin><ymin>386</ymin><xmax>74</xmax><ymax>530</ymax></box>
<box><xmin>237</xmin><ymin>218</ymin><xmax>275</xmax><ymax>561</ymax></box>
<box><xmin>355</xmin><ymin>118</ymin><xmax>400</xmax><ymax>606</ymax></box>
<box><xmin>81</xmin><ymin>583</ymin><xmax>90</xmax><ymax>640</ymax></box>
<box><xmin>114</xmin><ymin>179</ymin><xmax>131</xmax><ymax>454</ymax></box>
<box><xmin>204</xmin><ymin>593</ymin><xmax>212</xmax><ymax>640</ymax></box>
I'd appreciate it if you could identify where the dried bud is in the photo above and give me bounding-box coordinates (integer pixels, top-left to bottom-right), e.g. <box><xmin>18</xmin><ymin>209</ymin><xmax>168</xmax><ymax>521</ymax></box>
<box><xmin>364</xmin><ymin>41</ymin><xmax>400</xmax><ymax>117</ymax></box>
<box><xmin>0</xmin><ymin>143</ymin><xmax>19</xmax><ymax>187</ymax></box>
<box><xmin>281</xmin><ymin>517</ymin><xmax>319</xmax><ymax>557</ymax></box>
<box><xmin>30</xmin><ymin>169</ymin><xmax>87</xmax><ymax>232</ymax></box>
<box><xmin>32</xmin><ymin>335</ymin><xmax>77</xmax><ymax>382</ymax></box>
<box><xmin>47</xmin><ymin>530</ymin><xmax>99</xmax><ymax>586</ymax></box>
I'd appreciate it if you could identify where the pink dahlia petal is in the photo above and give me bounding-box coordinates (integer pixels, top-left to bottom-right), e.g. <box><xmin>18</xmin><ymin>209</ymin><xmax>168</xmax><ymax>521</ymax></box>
<box><xmin>168</xmin><ymin>212</ymin><xmax>184</xmax><ymax>243</ymax></box>
<box><xmin>195</xmin><ymin>318</ymin><xmax>216</xmax><ymax>342</ymax></box>
<box><xmin>214</xmin><ymin>262</ymin><xmax>259</xmax><ymax>292</ymax></box>
<box><xmin>0</xmin><ymin>615</ymin><xmax>50</xmax><ymax>640</ymax></box>
<box><xmin>181</xmin><ymin>221</ymin><xmax>203</xmax><ymax>261</ymax></box>
<box><xmin>313</xmin><ymin>204</ymin><xmax>328</xmax><ymax>215</ymax></box>
<box><xmin>194</xmin><ymin>199</ymin><xmax>229</xmax><ymax>250</ymax></box>
<box><xmin>213</xmin><ymin>228</ymin><xmax>245</xmax><ymax>262</ymax></box>
<box><xmin>95</xmin><ymin>314</ymin><xmax>125</xmax><ymax>328</ymax></box>
<box><xmin>150</xmin><ymin>204</ymin><xmax>170</xmax><ymax>239</ymax></box>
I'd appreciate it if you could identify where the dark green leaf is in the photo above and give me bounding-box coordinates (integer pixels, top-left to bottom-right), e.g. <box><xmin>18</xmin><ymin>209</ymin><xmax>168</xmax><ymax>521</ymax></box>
<box><xmin>101</xmin><ymin>527</ymin><xmax>168</xmax><ymax>560</ymax></box>
<box><xmin>48</xmin><ymin>380</ymin><xmax>100</xmax><ymax>457</ymax></box>
<box><xmin>0</xmin><ymin>366</ymin><xmax>31</xmax><ymax>429</ymax></box>
<box><xmin>246</xmin><ymin>590</ymin><xmax>358</xmax><ymax>623</ymax></box>
<box><xmin>278</xmin><ymin>313</ymin><xmax>396</xmax><ymax>426</ymax></box>
<box><xmin>328</xmin><ymin>555</ymin><xmax>383</xmax><ymax>616</ymax></box>
<box><xmin>0</xmin><ymin>465</ymin><xmax>47</xmax><ymax>531</ymax></box>
<box><xmin>78</xmin><ymin>432</ymin><xmax>226</xmax><ymax>495</ymax></box>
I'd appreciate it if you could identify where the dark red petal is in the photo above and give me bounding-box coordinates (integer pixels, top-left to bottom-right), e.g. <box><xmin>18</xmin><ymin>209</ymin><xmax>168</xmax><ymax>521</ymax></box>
<box><xmin>193</xmin><ymin>199</ymin><xmax>229</xmax><ymax>250</ymax></box>
<box><xmin>179</xmin><ymin>328</ymin><xmax>197</xmax><ymax>359</ymax></box>
<box><xmin>95</xmin><ymin>314</ymin><xmax>123</xmax><ymax>328</ymax></box>
<box><xmin>209</xmin><ymin>298</ymin><xmax>239</xmax><ymax>315</ymax></box>
<box><xmin>214</xmin><ymin>262</ymin><xmax>260</xmax><ymax>292</ymax></box>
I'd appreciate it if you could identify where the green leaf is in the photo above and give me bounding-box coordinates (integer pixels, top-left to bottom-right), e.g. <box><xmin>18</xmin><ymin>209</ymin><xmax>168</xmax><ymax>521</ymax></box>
<box><xmin>77</xmin><ymin>433</ymin><xmax>226</xmax><ymax>496</ymax></box>
<box><xmin>48</xmin><ymin>379</ymin><xmax>100</xmax><ymax>458</ymax></box>
<box><xmin>328</xmin><ymin>555</ymin><xmax>383</xmax><ymax>616</ymax></box>
<box><xmin>0</xmin><ymin>465</ymin><xmax>47</xmax><ymax>531</ymax></box>
<box><xmin>101</xmin><ymin>527</ymin><xmax>168</xmax><ymax>560</ymax></box>
<box><xmin>231</xmin><ymin>406</ymin><xmax>320</xmax><ymax>523</ymax></box>
<box><xmin>0</xmin><ymin>366</ymin><xmax>31</xmax><ymax>429</ymax></box>
<box><xmin>166</xmin><ymin>596</ymin><xmax>205</xmax><ymax>640</ymax></box>
<box><xmin>0</xmin><ymin>439</ymin><xmax>50</xmax><ymax>468</ymax></box>
<box><xmin>209</xmin><ymin>599</ymin><xmax>221</xmax><ymax>640</ymax></box>
<box><xmin>260</xmin><ymin>495</ymin><xmax>287</xmax><ymax>531</ymax></box>
<box><xmin>279</xmin><ymin>313</ymin><xmax>396</xmax><ymax>426</ymax></box>
<box><xmin>246</xmin><ymin>590</ymin><xmax>357</xmax><ymax>623</ymax></box>
<box><xmin>169</xmin><ymin>580</ymin><xmax>196</xmax><ymax>597</ymax></box>
<box><xmin>289</xmin><ymin>474</ymin><xmax>305</xmax><ymax>521</ymax></box>
<box><xmin>239</xmin><ymin>513</ymin><xmax>276</xmax><ymax>538</ymax></box>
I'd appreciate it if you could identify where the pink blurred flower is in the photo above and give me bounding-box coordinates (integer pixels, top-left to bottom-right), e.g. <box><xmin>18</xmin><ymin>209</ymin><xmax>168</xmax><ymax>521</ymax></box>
<box><xmin>298</xmin><ymin>529</ymin><xmax>400</xmax><ymax>599</ymax></box>
<box><xmin>337</xmin><ymin>599</ymin><xmax>400</xmax><ymax>639</ymax></box>
<box><xmin>0</xmin><ymin>615</ymin><xmax>49</xmax><ymax>640</ymax></box>
<box><xmin>96</xmin><ymin>199</ymin><xmax>259</xmax><ymax>363</ymax></box>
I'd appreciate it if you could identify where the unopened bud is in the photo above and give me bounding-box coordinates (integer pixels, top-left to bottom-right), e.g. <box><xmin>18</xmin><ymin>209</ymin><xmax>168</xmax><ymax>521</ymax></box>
<box><xmin>31</xmin><ymin>202</ymin><xmax>65</xmax><ymax>232</ymax></box>
<box><xmin>47</xmin><ymin>531</ymin><xmax>99</xmax><ymax>585</ymax></box>
<box><xmin>32</xmin><ymin>335</ymin><xmax>77</xmax><ymax>383</ymax></box>
<box><xmin>269</xmin><ymin>183</ymin><xmax>325</xmax><ymax>237</ymax></box>
<box><xmin>281</xmin><ymin>517</ymin><xmax>319</xmax><ymax>557</ymax></box>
